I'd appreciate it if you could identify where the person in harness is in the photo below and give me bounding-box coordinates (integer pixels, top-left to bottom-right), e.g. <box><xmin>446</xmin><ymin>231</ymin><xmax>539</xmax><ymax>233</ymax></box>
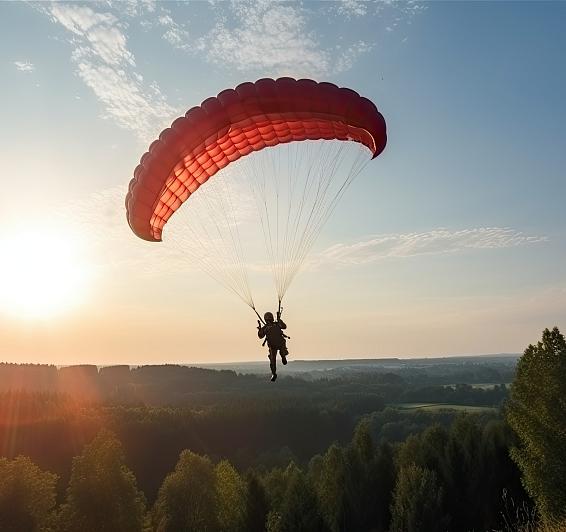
<box><xmin>257</xmin><ymin>310</ymin><xmax>289</xmax><ymax>382</ymax></box>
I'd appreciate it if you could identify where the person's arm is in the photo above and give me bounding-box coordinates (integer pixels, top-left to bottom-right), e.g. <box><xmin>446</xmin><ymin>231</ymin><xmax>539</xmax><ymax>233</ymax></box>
<box><xmin>276</xmin><ymin>311</ymin><xmax>287</xmax><ymax>330</ymax></box>
<box><xmin>258</xmin><ymin>324</ymin><xmax>266</xmax><ymax>338</ymax></box>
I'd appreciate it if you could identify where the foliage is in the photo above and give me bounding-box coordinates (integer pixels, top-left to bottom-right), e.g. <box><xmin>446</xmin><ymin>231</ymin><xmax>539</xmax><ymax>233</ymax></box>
<box><xmin>244</xmin><ymin>472</ymin><xmax>269</xmax><ymax>532</ymax></box>
<box><xmin>396</xmin><ymin>415</ymin><xmax>528</xmax><ymax>531</ymax></box>
<box><xmin>152</xmin><ymin>450</ymin><xmax>218</xmax><ymax>532</ymax></box>
<box><xmin>506</xmin><ymin>327</ymin><xmax>566</xmax><ymax>523</ymax></box>
<box><xmin>389</xmin><ymin>464</ymin><xmax>446</xmax><ymax>532</ymax></box>
<box><xmin>0</xmin><ymin>456</ymin><xmax>58</xmax><ymax>532</ymax></box>
<box><xmin>215</xmin><ymin>460</ymin><xmax>247</xmax><ymax>532</ymax></box>
<box><xmin>58</xmin><ymin>430</ymin><xmax>147</xmax><ymax>532</ymax></box>
<box><xmin>270</xmin><ymin>463</ymin><xmax>327</xmax><ymax>532</ymax></box>
<box><xmin>0</xmin><ymin>357</ymin><xmax>546</xmax><ymax>531</ymax></box>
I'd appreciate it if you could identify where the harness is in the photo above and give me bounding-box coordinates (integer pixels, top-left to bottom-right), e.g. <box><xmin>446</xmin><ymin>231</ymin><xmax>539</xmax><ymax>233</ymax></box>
<box><xmin>256</xmin><ymin>300</ymin><xmax>290</xmax><ymax>347</ymax></box>
<box><xmin>261</xmin><ymin>326</ymin><xmax>290</xmax><ymax>347</ymax></box>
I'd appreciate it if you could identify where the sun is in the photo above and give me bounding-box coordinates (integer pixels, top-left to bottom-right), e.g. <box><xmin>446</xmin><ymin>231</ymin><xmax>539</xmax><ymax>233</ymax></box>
<box><xmin>0</xmin><ymin>226</ymin><xmax>90</xmax><ymax>319</ymax></box>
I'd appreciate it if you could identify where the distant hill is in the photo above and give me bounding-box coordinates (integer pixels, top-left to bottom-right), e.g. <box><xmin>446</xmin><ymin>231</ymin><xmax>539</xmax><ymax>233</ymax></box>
<box><xmin>196</xmin><ymin>354</ymin><xmax>520</xmax><ymax>375</ymax></box>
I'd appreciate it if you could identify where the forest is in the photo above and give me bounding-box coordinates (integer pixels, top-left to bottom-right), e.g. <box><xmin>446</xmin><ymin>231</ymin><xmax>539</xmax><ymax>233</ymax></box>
<box><xmin>0</xmin><ymin>328</ymin><xmax>564</xmax><ymax>531</ymax></box>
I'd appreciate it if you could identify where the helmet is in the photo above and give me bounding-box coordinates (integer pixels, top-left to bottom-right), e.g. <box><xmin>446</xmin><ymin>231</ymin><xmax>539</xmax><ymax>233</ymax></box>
<box><xmin>264</xmin><ymin>312</ymin><xmax>274</xmax><ymax>323</ymax></box>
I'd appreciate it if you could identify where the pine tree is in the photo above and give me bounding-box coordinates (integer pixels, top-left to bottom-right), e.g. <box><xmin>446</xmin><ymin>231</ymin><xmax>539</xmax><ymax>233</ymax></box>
<box><xmin>506</xmin><ymin>327</ymin><xmax>566</xmax><ymax>523</ymax></box>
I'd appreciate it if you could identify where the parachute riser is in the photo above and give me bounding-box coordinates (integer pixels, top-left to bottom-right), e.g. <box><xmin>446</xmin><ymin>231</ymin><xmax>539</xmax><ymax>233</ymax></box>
<box><xmin>252</xmin><ymin>307</ymin><xmax>265</xmax><ymax>326</ymax></box>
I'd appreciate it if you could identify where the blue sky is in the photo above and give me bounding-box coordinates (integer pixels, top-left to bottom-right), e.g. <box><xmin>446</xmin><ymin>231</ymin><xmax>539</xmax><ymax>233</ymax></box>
<box><xmin>1</xmin><ymin>1</ymin><xmax>565</xmax><ymax>363</ymax></box>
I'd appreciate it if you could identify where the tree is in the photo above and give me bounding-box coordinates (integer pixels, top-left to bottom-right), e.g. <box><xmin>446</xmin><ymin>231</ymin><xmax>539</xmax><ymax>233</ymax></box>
<box><xmin>311</xmin><ymin>444</ymin><xmax>346</xmax><ymax>531</ymax></box>
<box><xmin>58</xmin><ymin>430</ymin><xmax>146</xmax><ymax>532</ymax></box>
<box><xmin>506</xmin><ymin>327</ymin><xmax>566</xmax><ymax>523</ymax></box>
<box><xmin>443</xmin><ymin>415</ymin><xmax>485</xmax><ymax>531</ymax></box>
<box><xmin>390</xmin><ymin>464</ymin><xmax>446</xmax><ymax>532</ymax></box>
<box><xmin>0</xmin><ymin>456</ymin><xmax>58</xmax><ymax>532</ymax></box>
<box><xmin>373</xmin><ymin>442</ymin><xmax>396</xmax><ymax>532</ymax></box>
<box><xmin>346</xmin><ymin>420</ymin><xmax>376</xmax><ymax>531</ymax></box>
<box><xmin>275</xmin><ymin>464</ymin><xmax>327</xmax><ymax>532</ymax></box>
<box><xmin>153</xmin><ymin>450</ymin><xmax>218</xmax><ymax>532</ymax></box>
<box><xmin>244</xmin><ymin>472</ymin><xmax>269</xmax><ymax>532</ymax></box>
<box><xmin>215</xmin><ymin>460</ymin><xmax>247</xmax><ymax>532</ymax></box>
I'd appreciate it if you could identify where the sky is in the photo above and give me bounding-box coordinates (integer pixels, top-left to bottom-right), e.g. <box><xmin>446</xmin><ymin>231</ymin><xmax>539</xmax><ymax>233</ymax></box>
<box><xmin>1</xmin><ymin>0</ymin><xmax>565</xmax><ymax>364</ymax></box>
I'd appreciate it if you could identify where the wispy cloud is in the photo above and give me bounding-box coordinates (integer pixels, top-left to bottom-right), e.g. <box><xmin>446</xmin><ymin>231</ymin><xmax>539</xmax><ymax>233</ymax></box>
<box><xmin>43</xmin><ymin>3</ymin><xmax>176</xmax><ymax>141</ymax></box>
<box><xmin>63</xmin><ymin>183</ymin><xmax>548</xmax><ymax>282</ymax></box>
<box><xmin>332</xmin><ymin>0</ymin><xmax>426</xmax><ymax>24</ymax></box>
<box><xmin>188</xmin><ymin>0</ymin><xmax>422</xmax><ymax>76</ymax></box>
<box><xmin>195</xmin><ymin>1</ymin><xmax>333</xmax><ymax>77</ymax></box>
<box><xmin>117</xmin><ymin>0</ymin><xmax>157</xmax><ymax>19</ymax></box>
<box><xmin>38</xmin><ymin>0</ymin><xmax>426</xmax><ymax>133</ymax></box>
<box><xmin>158</xmin><ymin>13</ymin><xmax>190</xmax><ymax>50</ymax></box>
<box><xmin>334</xmin><ymin>41</ymin><xmax>374</xmax><ymax>73</ymax></box>
<box><xmin>333</xmin><ymin>0</ymin><xmax>369</xmax><ymax>19</ymax></box>
<box><xmin>310</xmin><ymin>228</ymin><xmax>548</xmax><ymax>269</ymax></box>
<box><xmin>14</xmin><ymin>61</ymin><xmax>35</xmax><ymax>72</ymax></box>
<box><xmin>56</xmin><ymin>185</ymin><xmax>175</xmax><ymax>277</ymax></box>
<box><xmin>57</xmin><ymin>182</ymin><xmax>253</xmax><ymax>279</ymax></box>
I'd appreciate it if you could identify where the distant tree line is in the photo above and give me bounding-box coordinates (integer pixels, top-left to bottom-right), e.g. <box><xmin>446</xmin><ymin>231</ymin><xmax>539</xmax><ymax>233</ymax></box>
<box><xmin>0</xmin><ymin>361</ymin><xmax>509</xmax><ymax>409</ymax></box>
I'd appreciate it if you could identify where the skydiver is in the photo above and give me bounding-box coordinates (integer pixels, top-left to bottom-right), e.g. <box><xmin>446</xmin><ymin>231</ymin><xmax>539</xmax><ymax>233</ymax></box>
<box><xmin>257</xmin><ymin>311</ymin><xmax>289</xmax><ymax>382</ymax></box>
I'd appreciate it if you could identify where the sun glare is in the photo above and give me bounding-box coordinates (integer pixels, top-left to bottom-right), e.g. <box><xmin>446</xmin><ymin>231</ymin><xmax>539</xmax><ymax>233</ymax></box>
<box><xmin>0</xmin><ymin>227</ymin><xmax>90</xmax><ymax>319</ymax></box>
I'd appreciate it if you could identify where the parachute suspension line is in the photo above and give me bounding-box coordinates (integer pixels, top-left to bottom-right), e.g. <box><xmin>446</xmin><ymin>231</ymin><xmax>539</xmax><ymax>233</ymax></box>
<box><xmin>164</xmin><ymin>167</ymin><xmax>255</xmax><ymax>309</ymax></box>
<box><xmin>246</xmin><ymin>140</ymin><xmax>371</xmax><ymax>303</ymax></box>
<box><xmin>164</xmin><ymin>139</ymin><xmax>371</xmax><ymax>311</ymax></box>
<box><xmin>284</xmin><ymin>143</ymin><xmax>369</xmax><ymax>295</ymax></box>
<box><xmin>216</xmin><ymin>172</ymin><xmax>255</xmax><ymax>306</ymax></box>
<box><xmin>248</xmin><ymin>150</ymin><xmax>279</xmax><ymax>294</ymax></box>
<box><xmin>197</xmin><ymin>179</ymin><xmax>254</xmax><ymax>307</ymax></box>
<box><xmin>279</xmin><ymin>143</ymin><xmax>303</xmax><ymax>300</ymax></box>
<box><xmin>279</xmin><ymin>141</ymin><xmax>344</xmax><ymax>296</ymax></box>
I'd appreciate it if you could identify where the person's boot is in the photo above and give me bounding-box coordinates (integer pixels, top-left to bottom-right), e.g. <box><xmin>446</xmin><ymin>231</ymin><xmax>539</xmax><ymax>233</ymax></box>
<box><xmin>270</xmin><ymin>373</ymin><xmax>277</xmax><ymax>382</ymax></box>
<box><xmin>281</xmin><ymin>354</ymin><xmax>288</xmax><ymax>365</ymax></box>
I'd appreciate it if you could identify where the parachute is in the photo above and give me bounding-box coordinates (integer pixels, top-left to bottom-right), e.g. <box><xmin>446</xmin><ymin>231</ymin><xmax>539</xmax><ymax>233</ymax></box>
<box><xmin>126</xmin><ymin>77</ymin><xmax>387</xmax><ymax>313</ymax></box>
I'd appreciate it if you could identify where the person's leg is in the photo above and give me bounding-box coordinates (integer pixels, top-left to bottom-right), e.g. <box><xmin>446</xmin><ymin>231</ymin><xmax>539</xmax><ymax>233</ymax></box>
<box><xmin>269</xmin><ymin>347</ymin><xmax>277</xmax><ymax>381</ymax></box>
<box><xmin>281</xmin><ymin>343</ymin><xmax>288</xmax><ymax>365</ymax></box>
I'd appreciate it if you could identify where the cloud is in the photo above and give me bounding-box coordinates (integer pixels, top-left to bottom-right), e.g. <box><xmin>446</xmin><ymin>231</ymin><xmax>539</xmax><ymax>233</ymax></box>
<box><xmin>334</xmin><ymin>0</ymin><xmax>369</xmax><ymax>18</ymax></box>
<box><xmin>117</xmin><ymin>0</ymin><xmax>157</xmax><ymax>18</ymax></box>
<box><xmin>40</xmin><ymin>0</ymin><xmax>426</xmax><ymax>122</ymax></box>
<box><xmin>187</xmin><ymin>0</ymin><xmax>423</xmax><ymax>76</ymax></box>
<box><xmin>14</xmin><ymin>61</ymin><xmax>35</xmax><ymax>72</ymax></box>
<box><xmin>44</xmin><ymin>3</ymin><xmax>176</xmax><ymax>140</ymax></box>
<box><xmin>196</xmin><ymin>1</ymin><xmax>331</xmax><ymax>77</ymax></box>
<box><xmin>58</xmin><ymin>176</ymin><xmax>256</xmax><ymax>280</ymax></box>
<box><xmin>56</xmin><ymin>185</ymin><xmax>174</xmax><ymax>277</ymax></box>
<box><xmin>334</xmin><ymin>41</ymin><xmax>374</xmax><ymax>73</ymax></box>
<box><xmin>157</xmin><ymin>13</ymin><xmax>190</xmax><ymax>50</ymax></box>
<box><xmin>310</xmin><ymin>228</ymin><xmax>548</xmax><ymax>269</ymax></box>
<box><xmin>332</xmin><ymin>0</ymin><xmax>427</xmax><ymax>21</ymax></box>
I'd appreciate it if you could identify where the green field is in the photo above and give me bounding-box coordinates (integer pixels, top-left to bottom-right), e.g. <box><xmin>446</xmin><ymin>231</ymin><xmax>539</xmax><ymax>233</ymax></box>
<box><xmin>443</xmin><ymin>383</ymin><xmax>510</xmax><ymax>390</ymax></box>
<box><xmin>392</xmin><ymin>403</ymin><xmax>498</xmax><ymax>413</ymax></box>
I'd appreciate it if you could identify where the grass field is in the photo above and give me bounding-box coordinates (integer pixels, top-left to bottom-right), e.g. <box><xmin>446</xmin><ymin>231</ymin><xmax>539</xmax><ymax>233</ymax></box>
<box><xmin>392</xmin><ymin>403</ymin><xmax>498</xmax><ymax>413</ymax></box>
<box><xmin>443</xmin><ymin>383</ymin><xmax>510</xmax><ymax>390</ymax></box>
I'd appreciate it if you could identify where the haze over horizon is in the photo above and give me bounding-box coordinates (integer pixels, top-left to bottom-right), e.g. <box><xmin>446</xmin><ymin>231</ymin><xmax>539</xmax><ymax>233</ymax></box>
<box><xmin>1</xmin><ymin>1</ymin><xmax>565</xmax><ymax>365</ymax></box>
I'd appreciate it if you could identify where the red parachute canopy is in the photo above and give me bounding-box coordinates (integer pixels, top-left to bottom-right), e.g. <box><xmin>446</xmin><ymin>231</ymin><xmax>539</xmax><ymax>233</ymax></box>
<box><xmin>126</xmin><ymin>77</ymin><xmax>387</xmax><ymax>242</ymax></box>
